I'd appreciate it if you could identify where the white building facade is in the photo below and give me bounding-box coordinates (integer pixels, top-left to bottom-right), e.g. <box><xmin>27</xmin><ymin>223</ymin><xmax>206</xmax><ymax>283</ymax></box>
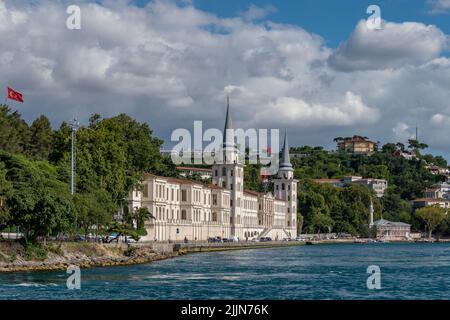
<box><xmin>127</xmin><ymin>103</ymin><xmax>298</xmax><ymax>241</ymax></box>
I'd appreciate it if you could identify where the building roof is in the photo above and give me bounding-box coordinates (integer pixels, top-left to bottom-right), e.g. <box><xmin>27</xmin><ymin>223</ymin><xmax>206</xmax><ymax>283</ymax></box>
<box><xmin>144</xmin><ymin>173</ymin><xmax>203</xmax><ymax>186</ymax></box>
<box><xmin>244</xmin><ymin>189</ymin><xmax>260</xmax><ymax>196</ymax></box>
<box><xmin>312</xmin><ymin>178</ymin><xmax>342</xmax><ymax>184</ymax></box>
<box><xmin>412</xmin><ymin>198</ymin><xmax>449</xmax><ymax>202</ymax></box>
<box><xmin>373</xmin><ymin>219</ymin><xmax>410</xmax><ymax>227</ymax></box>
<box><xmin>341</xmin><ymin>136</ymin><xmax>375</xmax><ymax>143</ymax></box>
<box><xmin>176</xmin><ymin>166</ymin><xmax>212</xmax><ymax>172</ymax></box>
<box><xmin>207</xmin><ymin>184</ymin><xmax>229</xmax><ymax>191</ymax></box>
<box><xmin>167</xmin><ymin>177</ymin><xmax>200</xmax><ymax>185</ymax></box>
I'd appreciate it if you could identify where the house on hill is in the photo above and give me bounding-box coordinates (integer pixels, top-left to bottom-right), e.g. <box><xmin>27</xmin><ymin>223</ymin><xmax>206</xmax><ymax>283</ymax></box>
<box><xmin>335</xmin><ymin>136</ymin><xmax>376</xmax><ymax>154</ymax></box>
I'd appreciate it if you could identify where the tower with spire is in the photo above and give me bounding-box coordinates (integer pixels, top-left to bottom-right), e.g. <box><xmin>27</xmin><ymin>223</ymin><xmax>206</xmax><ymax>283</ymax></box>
<box><xmin>212</xmin><ymin>97</ymin><xmax>244</xmax><ymax>238</ymax></box>
<box><xmin>273</xmin><ymin>130</ymin><xmax>298</xmax><ymax>237</ymax></box>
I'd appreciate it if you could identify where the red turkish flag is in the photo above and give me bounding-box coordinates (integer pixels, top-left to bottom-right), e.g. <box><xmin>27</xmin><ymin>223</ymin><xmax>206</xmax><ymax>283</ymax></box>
<box><xmin>7</xmin><ymin>87</ymin><xmax>24</xmax><ymax>103</ymax></box>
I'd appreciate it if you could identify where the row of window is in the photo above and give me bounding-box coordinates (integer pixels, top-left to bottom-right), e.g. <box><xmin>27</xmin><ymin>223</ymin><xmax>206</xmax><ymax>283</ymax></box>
<box><xmin>275</xmin><ymin>183</ymin><xmax>296</xmax><ymax>191</ymax></box>
<box><xmin>154</xmin><ymin>206</ymin><xmax>230</xmax><ymax>223</ymax></box>
<box><xmin>214</xmin><ymin>167</ymin><xmax>243</xmax><ymax>178</ymax></box>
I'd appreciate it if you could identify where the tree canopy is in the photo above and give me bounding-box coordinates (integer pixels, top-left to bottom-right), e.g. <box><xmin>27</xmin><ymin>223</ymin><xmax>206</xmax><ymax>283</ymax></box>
<box><xmin>0</xmin><ymin>107</ymin><xmax>171</xmax><ymax>240</ymax></box>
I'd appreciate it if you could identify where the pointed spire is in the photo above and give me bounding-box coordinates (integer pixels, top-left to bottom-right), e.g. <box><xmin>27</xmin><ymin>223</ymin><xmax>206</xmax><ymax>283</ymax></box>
<box><xmin>279</xmin><ymin>129</ymin><xmax>293</xmax><ymax>170</ymax></box>
<box><xmin>223</xmin><ymin>96</ymin><xmax>233</xmax><ymax>144</ymax></box>
<box><xmin>225</xmin><ymin>96</ymin><xmax>232</xmax><ymax>129</ymax></box>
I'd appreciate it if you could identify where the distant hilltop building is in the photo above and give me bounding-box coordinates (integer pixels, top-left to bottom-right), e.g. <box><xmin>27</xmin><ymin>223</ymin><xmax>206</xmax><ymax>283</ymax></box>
<box><xmin>334</xmin><ymin>135</ymin><xmax>376</xmax><ymax>154</ymax></box>
<box><xmin>412</xmin><ymin>176</ymin><xmax>450</xmax><ymax>209</ymax></box>
<box><xmin>126</xmin><ymin>102</ymin><xmax>298</xmax><ymax>242</ymax></box>
<box><xmin>425</xmin><ymin>165</ymin><xmax>450</xmax><ymax>176</ymax></box>
<box><xmin>393</xmin><ymin>149</ymin><xmax>416</xmax><ymax>160</ymax></box>
<box><xmin>312</xmin><ymin>176</ymin><xmax>387</xmax><ymax>197</ymax></box>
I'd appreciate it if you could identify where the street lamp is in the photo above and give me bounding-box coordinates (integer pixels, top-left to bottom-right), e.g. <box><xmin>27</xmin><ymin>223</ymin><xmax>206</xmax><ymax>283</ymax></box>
<box><xmin>69</xmin><ymin>118</ymin><xmax>79</xmax><ymax>195</ymax></box>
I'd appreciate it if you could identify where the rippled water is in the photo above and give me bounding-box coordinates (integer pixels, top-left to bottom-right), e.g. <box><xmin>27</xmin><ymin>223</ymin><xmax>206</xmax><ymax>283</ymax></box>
<box><xmin>1</xmin><ymin>243</ymin><xmax>450</xmax><ymax>300</ymax></box>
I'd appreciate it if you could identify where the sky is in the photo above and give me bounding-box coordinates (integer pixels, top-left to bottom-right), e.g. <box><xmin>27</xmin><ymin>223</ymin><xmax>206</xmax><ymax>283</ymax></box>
<box><xmin>1</xmin><ymin>0</ymin><xmax>450</xmax><ymax>159</ymax></box>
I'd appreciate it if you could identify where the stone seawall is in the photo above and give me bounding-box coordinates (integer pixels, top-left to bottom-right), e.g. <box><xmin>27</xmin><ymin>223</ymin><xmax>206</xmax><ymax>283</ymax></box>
<box><xmin>0</xmin><ymin>241</ymin><xmax>305</xmax><ymax>273</ymax></box>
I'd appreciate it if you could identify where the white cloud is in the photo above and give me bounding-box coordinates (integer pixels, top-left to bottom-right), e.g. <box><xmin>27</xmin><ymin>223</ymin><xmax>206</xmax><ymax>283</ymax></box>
<box><xmin>428</xmin><ymin>0</ymin><xmax>450</xmax><ymax>13</ymax></box>
<box><xmin>392</xmin><ymin>122</ymin><xmax>415</xmax><ymax>141</ymax></box>
<box><xmin>0</xmin><ymin>0</ymin><xmax>450</xmax><ymax>158</ymax></box>
<box><xmin>329</xmin><ymin>20</ymin><xmax>448</xmax><ymax>71</ymax></box>
<box><xmin>431</xmin><ymin>113</ymin><xmax>450</xmax><ymax>125</ymax></box>
<box><xmin>250</xmin><ymin>91</ymin><xmax>379</xmax><ymax>127</ymax></box>
<box><xmin>240</xmin><ymin>4</ymin><xmax>277</xmax><ymax>22</ymax></box>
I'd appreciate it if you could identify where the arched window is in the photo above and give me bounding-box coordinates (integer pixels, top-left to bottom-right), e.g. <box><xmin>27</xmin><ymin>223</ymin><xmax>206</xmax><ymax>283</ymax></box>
<box><xmin>282</xmin><ymin>183</ymin><xmax>285</xmax><ymax>190</ymax></box>
<box><xmin>212</xmin><ymin>212</ymin><xmax>218</xmax><ymax>222</ymax></box>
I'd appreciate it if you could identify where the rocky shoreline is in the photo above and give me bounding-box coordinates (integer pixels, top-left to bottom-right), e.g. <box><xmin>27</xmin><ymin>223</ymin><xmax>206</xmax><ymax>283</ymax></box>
<box><xmin>0</xmin><ymin>242</ymin><xmax>183</xmax><ymax>273</ymax></box>
<box><xmin>0</xmin><ymin>240</ymin><xmax>323</xmax><ymax>273</ymax></box>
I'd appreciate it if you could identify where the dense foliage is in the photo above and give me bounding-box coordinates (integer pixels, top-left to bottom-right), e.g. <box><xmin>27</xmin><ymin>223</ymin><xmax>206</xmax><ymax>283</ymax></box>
<box><xmin>290</xmin><ymin>143</ymin><xmax>447</xmax><ymax>235</ymax></box>
<box><xmin>415</xmin><ymin>205</ymin><xmax>448</xmax><ymax>239</ymax></box>
<box><xmin>1</xmin><ymin>103</ymin><xmax>449</xmax><ymax>240</ymax></box>
<box><xmin>0</xmin><ymin>105</ymin><xmax>172</xmax><ymax>240</ymax></box>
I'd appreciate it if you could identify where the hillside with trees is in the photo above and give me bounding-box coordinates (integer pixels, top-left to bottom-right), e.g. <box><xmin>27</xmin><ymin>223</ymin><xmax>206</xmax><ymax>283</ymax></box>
<box><xmin>0</xmin><ymin>105</ymin><xmax>174</xmax><ymax>243</ymax></box>
<box><xmin>1</xmin><ymin>103</ymin><xmax>449</xmax><ymax>242</ymax></box>
<box><xmin>290</xmin><ymin>142</ymin><xmax>448</xmax><ymax>236</ymax></box>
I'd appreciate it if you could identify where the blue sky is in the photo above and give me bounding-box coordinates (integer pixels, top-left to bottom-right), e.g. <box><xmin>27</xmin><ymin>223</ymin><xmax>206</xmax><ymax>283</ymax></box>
<box><xmin>135</xmin><ymin>0</ymin><xmax>450</xmax><ymax>48</ymax></box>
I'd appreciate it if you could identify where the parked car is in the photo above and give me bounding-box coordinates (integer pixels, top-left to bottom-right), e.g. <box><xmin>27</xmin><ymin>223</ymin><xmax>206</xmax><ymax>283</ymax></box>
<box><xmin>229</xmin><ymin>236</ymin><xmax>239</xmax><ymax>242</ymax></box>
<box><xmin>208</xmin><ymin>236</ymin><xmax>223</xmax><ymax>243</ymax></box>
<box><xmin>250</xmin><ymin>238</ymin><xmax>259</xmax><ymax>242</ymax></box>
<box><xmin>295</xmin><ymin>236</ymin><xmax>304</xmax><ymax>242</ymax></box>
<box><xmin>125</xmin><ymin>236</ymin><xmax>137</xmax><ymax>243</ymax></box>
<box><xmin>259</xmin><ymin>237</ymin><xmax>272</xmax><ymax>242</ymax></box>
<box><xmin>104</xmin><ymin>233</ymin><xmax>119</xmax><ymax>243</ymax></box>
<box><xmin>73</xmin><ymin>235</ymin><xmax>86</xmax><ymax>242</ymax></box>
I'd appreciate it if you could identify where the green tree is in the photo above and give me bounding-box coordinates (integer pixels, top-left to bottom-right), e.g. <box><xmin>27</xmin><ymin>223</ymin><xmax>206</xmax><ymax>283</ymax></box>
<box><xmin>28</xmin><ymin>115</ymin><xmax>53</xmax><ymax>160</ymax></box>
<box><xmin>408</xmin><ymin>139</ymin><xmax>428</xmax><ymax>156</ymax></box>
<box><xmin>311</xmin><ymin>213</ymin><xmax>335</xmax><ymax>234</ymax></box>
<box><xmin>0</xmin><ymin>152</ymin><xmax>74</xmax><ymax>241</ymax></box>
<box><xmin>128</xmin><ymin>207</ymin><xmax>154</xmax><ymax>231</ymax></box>
<box><xmin>0</xmin><ymin>162</ymin><xmax>13</xmax><ymax>229</ymax></box>
<box><xmin>0</xmin><ymin>105</ymin><xmax>30</xmax><ymax>154</ymax></box>
<box><xmin>416</xmin><ymin>205</ymin><xmax>447</xmax><ymax>239</ymax></box>
<box><xmin>73</xmin><ymin>189</ymin><xmax>115</xmax><ymax>237</ymax></box>
<box><xmin>52</xmin><ymin>114</ymin><xmax>171</xmax><ymax>207</ymax></box>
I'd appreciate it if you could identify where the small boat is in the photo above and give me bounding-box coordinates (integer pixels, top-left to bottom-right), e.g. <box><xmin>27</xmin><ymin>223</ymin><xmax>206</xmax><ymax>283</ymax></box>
<box><xmin>305</xmin><ymin>241</ymin><xmax>314</xmax><ymax>245</ymax></box>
